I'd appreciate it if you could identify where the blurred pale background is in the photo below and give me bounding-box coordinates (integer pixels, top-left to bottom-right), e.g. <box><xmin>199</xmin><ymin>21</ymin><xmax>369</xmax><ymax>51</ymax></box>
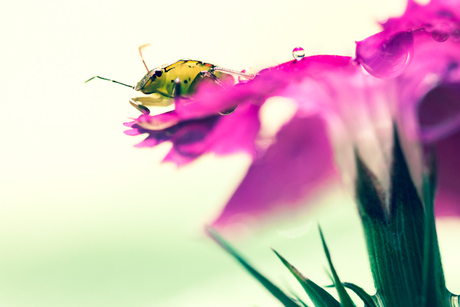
<box><xmin>2</xmin><ymin>0</ymin><xmax>459</xmax><ymax>306</ymax></box>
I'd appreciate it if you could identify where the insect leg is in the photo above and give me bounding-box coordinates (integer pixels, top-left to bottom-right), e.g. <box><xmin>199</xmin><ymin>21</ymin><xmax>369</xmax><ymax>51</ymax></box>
<box><xmin>131</xmin><ymin>95</ymin><xmax>173</xmax><ymax>107</ymax></box>
<box><xmin>173</xmin><ymin>78</ymin><xmax>182</xmax><ymax>104</ymax></box>
<box><xmin>199</xmin><ymin>71</ymin><xmax>237</xmax><ymax>115</ymax></box>
<box><xmin>212</xmin><ymin>67</ymin><xmax>255</xmax><ymax>80</ymax></box>
<box><xmin>199</xmin><ymin>70</ymin><xmax>226</xmax><ymax>87</ymax></box>
<box><xmin>129</xmin><ymin>99</ymin><xmax>150</xmax><ymax>115</ymax></box>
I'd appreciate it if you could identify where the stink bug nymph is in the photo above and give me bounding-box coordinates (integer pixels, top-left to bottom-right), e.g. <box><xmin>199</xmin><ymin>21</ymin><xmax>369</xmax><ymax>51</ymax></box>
<box><xmin>85</xmin><ymin>44</ymin><xmax>254</xmax><ymax>116</ymax></box>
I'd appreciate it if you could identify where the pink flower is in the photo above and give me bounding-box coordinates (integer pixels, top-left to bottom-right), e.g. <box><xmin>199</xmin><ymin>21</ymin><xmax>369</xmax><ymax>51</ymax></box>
<box><xmin>356</xmin><ymin>0</ymin><xmax>460</xmax><ymax>215</ymax></box>
<box><xmin>125</xmin><ymin>0</ymin><xmax>460</xmax><ymax>227</ymax></box>
<box><xmin>124</xmin><ymin>56</ymin><xmax>365</xmax><ymax>227</ymax></box>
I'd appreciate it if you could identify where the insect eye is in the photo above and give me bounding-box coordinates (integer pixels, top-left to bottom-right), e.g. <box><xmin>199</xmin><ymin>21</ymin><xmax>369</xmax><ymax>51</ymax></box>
<box><xmin>155</xmin><ymin>70</ymin><xmax>163</xmax><ymax>77</ymax></box>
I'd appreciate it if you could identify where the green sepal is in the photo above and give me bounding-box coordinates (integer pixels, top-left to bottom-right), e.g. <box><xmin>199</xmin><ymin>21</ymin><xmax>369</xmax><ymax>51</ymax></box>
<box><xmin>318</xmin><ymin>226</ymin><xmax>355</xmax><ymax>307</ymax></box>
<box><xmin>355</xmin><ymin>128</ymin><xmax>425</xmax><ymax>306</ymax></box>
<box><xmin>273</xmin><ymin>249</ymin><xmax>340</xmax><ymax>307</ymax></box>
<box><xmin>421</xmin><ymin>162</ymin><xmax>449</xmax><ymax>307</ymax></box>
<box><xmin>206</xmin><ymin>228</ymin><xmax>301</xmax><ymax>307</ymax></box>
<box><xmin>354</xmin><ymin>151</ymin><xmax>387</xmax><ymax>223</ymax></box>
<box><xmin>342</xmin><ymin>283</ymin><xmax>377</xmax><ymax>307</ymax></box>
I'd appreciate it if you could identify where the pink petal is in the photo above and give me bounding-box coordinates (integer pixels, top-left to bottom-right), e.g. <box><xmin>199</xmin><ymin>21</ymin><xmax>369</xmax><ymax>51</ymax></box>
<box><xmin>356</xmin><ymin>30</ymin><xmax>414</xmax><ymax>79</ymax></box>
<box><xmin>434</xmin><ymin>130</ymin><xmax>460</xmax><ymax>216</ymax></box>
<box><xmin>212</xmin><ymin>114</ymin><xmax>338</xmax><ymax>228</ymax></box>
<box><xmin>374</xmin><ymin>0</ymin><xmax>460</xmax><ymax>217</ymax></box>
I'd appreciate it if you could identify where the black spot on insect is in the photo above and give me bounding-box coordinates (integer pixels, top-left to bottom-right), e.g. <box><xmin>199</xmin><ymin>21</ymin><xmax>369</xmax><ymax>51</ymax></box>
<box><xmin>171</xmin><ymin>80</ymin><xmax>174</xmax><ymax>83</ymax></box>
<box><xmin>184</xmin><ymin>80</ymin><xmax>188</xmax><ymax>84</ymax></box>
<box><xmin>150</xmin><ymin>75</ymin><xmax>156</xmax><ymax>81</ymax></box>
<box><xmin>188</xmin><ymin>66</ymin><xmax>192</xmax><ymax>68</ymax></box>
<box><xmin>155</xmin><ymin>70</ymin><xmax>163</xmax><ymax>77</ymax></box>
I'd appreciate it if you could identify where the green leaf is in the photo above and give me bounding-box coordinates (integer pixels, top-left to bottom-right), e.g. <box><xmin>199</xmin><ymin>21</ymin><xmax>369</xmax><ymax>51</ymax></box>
<box><xmin>284</xmin><ymin>283</ymin><xmax>311</xmax><ymax>307</ymax></box>
<box><xmin>273</xmin><ymin>249</ymin><xmax>340</xmax><ymax>307</ymax></box>
<box><xmin>318</xmin><ymin>227</ymin><xmax>355</xmax><ymax>307</ymax></box>
<box><xmin>354</xmin><ymin>149</ymin><xmax>387</xmax><ymax>223</ymax></box>
<box><xmin>421</xmin><ymin>170</ymin><xmax>448</xmax><ymax>307</ymax></box>
<box><xmin>355</xmin><ymin>128</ymin><xmax>426</xmax><ymax>306</ymax></box>
<box><xmin>206</xmin><ymin>228</ymin><xmax>301</xmax><ymax>307</ymax></box>
<box><xmin>342</xmin><ymin>283</ymin><xmax>377</xmax><ymax>307</ymax></box>
<box><xmin>290</xmin><ymin>293</ymin><xmax>310</xmax><ymax>307</ymax></box>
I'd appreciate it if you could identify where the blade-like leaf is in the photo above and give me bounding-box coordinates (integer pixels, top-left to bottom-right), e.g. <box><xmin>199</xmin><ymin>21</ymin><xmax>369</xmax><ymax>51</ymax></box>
<box><xmin>356</xmin><ymin>128</ymin><xmax>426</xmax><ymax>306</ymax></box>
<box><xmin>273</xmin><ymin>249</ymin><xmax>340</xmax><ymax>307</ymax></box>
<box><xmin>206</xmin><ymin>228</ymin><xmax>301</xmax><ymax>307</ymax></box>
<box><xmin>342</xmin><ymin>283</ymin><xmax>377</xmax><ymax>307</ymax></box>
<box><xmin>354</xmin><ymin>150</ymin><xmax>387</xmax><ymax>223</ymax></box>
<box><xmin>284</xmin><ymin>283</ymin><xmax>310</xmax><ymax>307</ymax></box>
<box><xmin>290</xmin><ymin>293</ymin><xmax>310</xmax><ymax>307</ymax></box>
<box><xmin>422</xmin><ymin>173</ymin><xmax>437</xmax><ymax>307</ymax></box>
<box><xmin>318</xmin><ymin>227</ymin><xmax>355</xmax><ymax>307</ymax></box>
<box><xmin>421</xmin><ymin>170</ymin><xmax>448</xmax><ymax>307</ymax></box>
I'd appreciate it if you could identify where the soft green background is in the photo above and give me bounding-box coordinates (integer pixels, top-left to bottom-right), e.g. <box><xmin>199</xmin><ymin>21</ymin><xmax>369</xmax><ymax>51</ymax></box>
<box><xmin>1</xmin><ymin>0</ymin><xmax>459</xmax><ymax>306</ymax></box>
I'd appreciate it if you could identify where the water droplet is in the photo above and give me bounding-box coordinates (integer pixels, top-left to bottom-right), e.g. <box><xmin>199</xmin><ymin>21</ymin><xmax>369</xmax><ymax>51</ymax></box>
<box><xmin>256</xmin><ymin>68</ymin><xmax>270</xmax><ymax>77</ymax></box>
<box><xmin>292</xmin><ymin>47</ymin><xmax>305</xmax><ymax>60</ymax></box>
<box><xmin>218</xmin><ymin>105</ymin><xmax>237</xmax><ymax>115</ymax></box>
<box><xmin>356</xmin><ymin>31</ymin><xmax>414</xmax><ymax>79</ymax></box>
<box><xmin>431</xmin><ymin>30</ymin><xmax>449</xmax><ymax>42</ymax></box>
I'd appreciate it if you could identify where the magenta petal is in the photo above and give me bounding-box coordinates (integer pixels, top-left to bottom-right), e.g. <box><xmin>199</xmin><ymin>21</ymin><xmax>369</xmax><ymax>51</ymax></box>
<box><xmin>161</xmin><ymin>104</ymin><xmax>260</xmax><ymax>165</ymax></box>
<box><xmin>394</xmin><ymin>36</ymin><xmax>460</xmax><ymax>142</ymax></box>
<box><xmin>434</xmin><ymin>131</ymin><xmax>460</xmax><ymax>216</ymax></box>
<box><xmin>384</xmin><ymin>0</ymin><xmax>460</xmax><ymax>39</ymax></box>
<box><xmin>135</xmin><ymin>136</ymin><xmax>161</xmax><ymax>148</ymax></box>
<box><xmin>378</xmin><ymin>1</ymin><xmax>460</xmax><ymax>218</ymax></box>
<box><xmin>160</xmin><ymin>117</ymin><xmax>220</xmax><ymax>165</ymax></box>
<box><xmin>136</xmin><ymin>111</ymin><xmax>180</xmax><ymax>131</ymax></box>
<box><xmin>212</xmin><ymin>114</ymin><xmax>338</xmax><ymax>228</ymax></box>
<box><xmin>418</xmin><ymin>83</ymin><xmax>460</xmax><ymax>141</ymax></box>
<box><xmin>123</xmin><ymin>121</ymin><xmax>136</xmax><ymax>128</ymax></box>
<box><xmin>130</xmin><ymin>102</ymin><xmax>261</xmax><ymax>165</ymax></box>
<box><xmin>127</xmin><ymin>56</ymin><xmax>355</xmax><ymax>166</ymax></box>
<box><xmin>135</xmin><ymin>115</ymin><xmax>219</xmax><ymax>161</ymax></box>
<box><xmin>356</xmin><ymin>31</ymin><xmax>414</xmax><ymax>79</ymax></box>
<box><xmin>124</xmin><ymin>129</ymin><xmax>141</xmax><ymax>136</ymax></box>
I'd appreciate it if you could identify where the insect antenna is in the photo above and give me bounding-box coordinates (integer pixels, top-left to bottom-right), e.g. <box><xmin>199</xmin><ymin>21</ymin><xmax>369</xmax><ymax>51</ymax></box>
<box><xmin>84</xmin><ymin>76</ymin><xmax>135</xmax><ymax>89</ymax></box>
<box><xmin>138</xmin><ymin>43</ymin><xmax>151</xmax><ymax>72</ymax></box>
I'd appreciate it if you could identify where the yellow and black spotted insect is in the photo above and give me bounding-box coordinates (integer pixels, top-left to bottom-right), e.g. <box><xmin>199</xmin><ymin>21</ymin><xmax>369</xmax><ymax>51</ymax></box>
<box><xmin>85</xmin><ymin>44</ymin><xmax>254</xmax><ymax>115</ymax></box>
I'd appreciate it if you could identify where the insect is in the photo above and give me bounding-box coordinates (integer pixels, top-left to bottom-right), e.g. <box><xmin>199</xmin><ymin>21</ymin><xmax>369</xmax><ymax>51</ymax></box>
<box><xmin>85</xmin><ymin>44</ymin><xmax>254</xmax><ymax>115</ymax></box>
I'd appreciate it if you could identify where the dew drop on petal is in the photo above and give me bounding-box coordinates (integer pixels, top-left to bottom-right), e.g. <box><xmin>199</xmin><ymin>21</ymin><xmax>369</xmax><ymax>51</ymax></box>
<box><xmin>356</xmin><ymin>31</ymin><xmax>414</xmax><ymax>79</ymax></box>
<box><xmin>256</xmin><ymin>68</ymin><xmax>270</xmax><ymax>76</ymax></box>
<box><xmin>292</xmin><ymin>47</ymin><xmax>305</xmax><ymax>60</ymax></box>
<box><xmin>218</xmin><ymin>105</ymin><xmax>237</xmax><ymax>115</ymax></box>
<box><xmin>431</xmin><ymin>30</ymin><xmax>449</xmax><ymax>42</ymax></box>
